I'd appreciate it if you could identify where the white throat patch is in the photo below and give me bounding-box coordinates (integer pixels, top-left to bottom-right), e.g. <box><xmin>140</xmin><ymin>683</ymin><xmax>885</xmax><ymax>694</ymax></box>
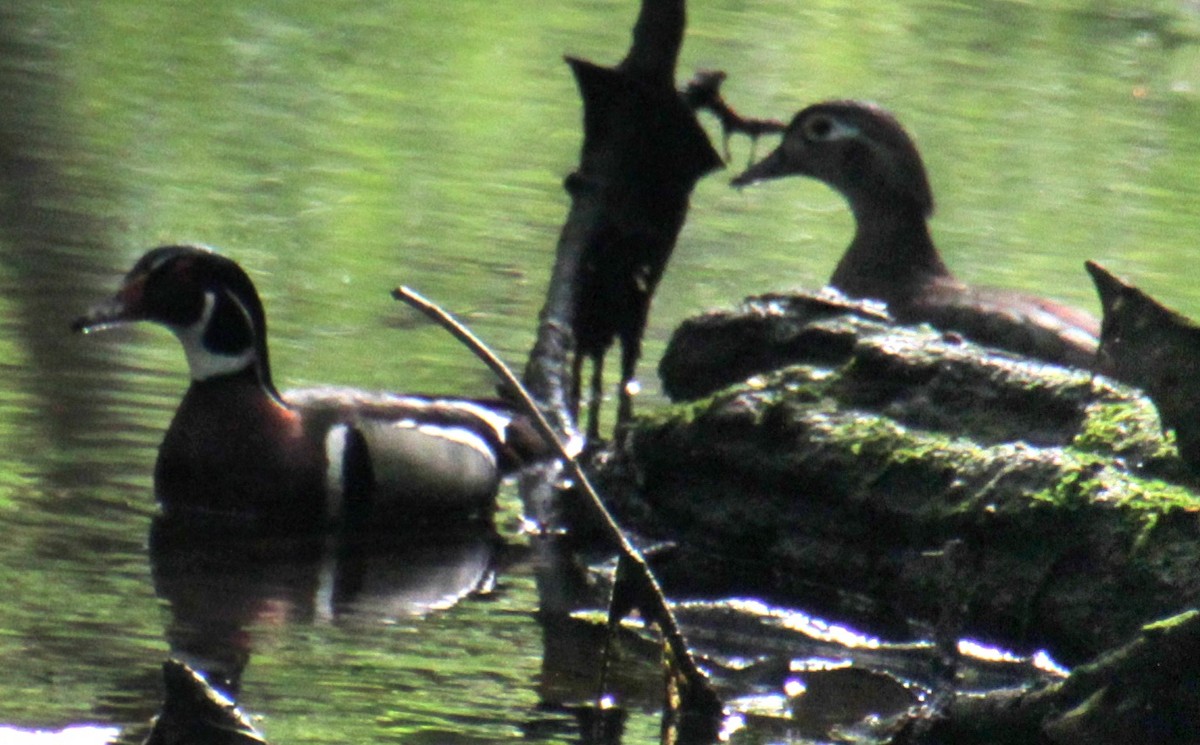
<box><xmin>173</xmin><ymin>291</ymin><xmax>257</xmax><ymax>381</ymax></box>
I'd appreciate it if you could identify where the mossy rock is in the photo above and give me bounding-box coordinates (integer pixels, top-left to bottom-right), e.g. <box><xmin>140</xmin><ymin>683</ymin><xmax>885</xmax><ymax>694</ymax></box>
<box><xmin>608</xmin><ymin>292</ymin><xmax>1200</xmax><ymax>664</ymax></box>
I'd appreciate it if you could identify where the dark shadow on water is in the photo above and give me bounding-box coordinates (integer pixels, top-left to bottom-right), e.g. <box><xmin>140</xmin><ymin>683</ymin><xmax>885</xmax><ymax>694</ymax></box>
<box><xmin>0</xmin><ymin>4</ymin><xmax>139</xmax><ymax>489</ymax></box>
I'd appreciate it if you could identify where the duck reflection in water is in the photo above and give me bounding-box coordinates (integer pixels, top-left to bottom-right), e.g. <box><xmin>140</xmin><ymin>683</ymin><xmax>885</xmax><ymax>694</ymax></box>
<box><xmin>143</xmin><ymin>660</ymin><xmax>266</xmax><ymax>745</ymax></box>
<box><xmin>733</xmin><ymin>100</ymin><xmax>1100</xmax><ymax>370</ymax></box>
<box><xmin>149</xmin><ymin>513</ymin><xmax>502</xmax><ymax>696</ymax></box>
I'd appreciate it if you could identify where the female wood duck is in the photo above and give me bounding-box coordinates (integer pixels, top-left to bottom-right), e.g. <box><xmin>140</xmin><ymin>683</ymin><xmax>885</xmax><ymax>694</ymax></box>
<box><xmin>732</xmin><ymin>100</ymin><xmax>1100</xmax><ymax>369</ymax></box>
<box><xmin>74</xmin><ymin>245</ymin><xmax>546</xmax><ymax>531</ymax></box>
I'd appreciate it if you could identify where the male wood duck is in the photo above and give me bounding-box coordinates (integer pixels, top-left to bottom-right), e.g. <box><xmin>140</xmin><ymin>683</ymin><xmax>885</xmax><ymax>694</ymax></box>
<box><xmin>74</xmin><ymin>245</ymin><xmax>546</xmax><ymax>530</ymax></box>
<box><xmin>732</xmin><ymin>100</ymin><xmax>1100</xmax><ymax>369</ymax></box>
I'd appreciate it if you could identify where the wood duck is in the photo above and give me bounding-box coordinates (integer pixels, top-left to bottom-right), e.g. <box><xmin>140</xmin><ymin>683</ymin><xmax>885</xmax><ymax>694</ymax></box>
<box><xmin>732</xmin><ymin>100</ymin><xmax>1100</xmax><ymax>369</ymax></box>
<box><xmin>74</xmin><ymin>245</ymin><xmax>546</xmax><ymax>531</ymax></box>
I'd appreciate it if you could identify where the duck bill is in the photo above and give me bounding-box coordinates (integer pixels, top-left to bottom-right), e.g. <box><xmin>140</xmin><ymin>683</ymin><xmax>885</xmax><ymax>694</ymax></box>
<box><xmin>71</xmin><ymin>276</ymin><xmax>146</xmax><ymax>333</ymax></box>
<box><xmin>731</xmin><ymin>145</ymin><xmax>793</xmax><ymax>187</ymax></box>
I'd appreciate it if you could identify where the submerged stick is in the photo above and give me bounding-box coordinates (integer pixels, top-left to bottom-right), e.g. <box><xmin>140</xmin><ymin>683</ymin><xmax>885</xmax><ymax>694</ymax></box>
<box><xmin>391</xmin><ymin>286</ymin><xmax>722</xmax><ymax>716</ymax></box>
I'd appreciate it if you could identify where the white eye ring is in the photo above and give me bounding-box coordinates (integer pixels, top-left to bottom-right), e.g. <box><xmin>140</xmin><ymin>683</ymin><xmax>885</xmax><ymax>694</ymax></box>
<box><xmin>802</xmin><ymin>115</ymin><xmax>858</xmax><ymax>142</ymax></box>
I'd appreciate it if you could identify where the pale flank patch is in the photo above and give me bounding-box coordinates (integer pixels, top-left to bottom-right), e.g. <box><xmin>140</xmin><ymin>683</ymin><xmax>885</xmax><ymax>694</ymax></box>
<box><xmin>172</xmin><ymin>291</ymin><xmax>255</xmax><ymax>381</ymax></box>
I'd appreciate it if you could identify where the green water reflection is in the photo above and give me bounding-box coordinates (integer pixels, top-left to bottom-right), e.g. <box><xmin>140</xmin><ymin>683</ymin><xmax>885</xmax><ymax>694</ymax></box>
<box><xmin>3</xmin><ymin>0</ymin><xmax>1200</xmax><ymax>742</ymax></box>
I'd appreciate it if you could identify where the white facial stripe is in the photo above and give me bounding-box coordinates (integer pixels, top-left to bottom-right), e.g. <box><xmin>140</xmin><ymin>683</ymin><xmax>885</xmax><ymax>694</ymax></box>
<box><xmin>145</xmin><ymin>251</ymin><xmax>177</xmax><ymax>274</ymax></box>
<box><xmin>222</xmin><ymin>286</ymin><xmax>257</xmax><ymax>338</ymax></box>
<box><xmin>174</xmin><ymin>291</ymin><xmax>256</xmax><ymax>381</ymax></box>
<box><xmin>324</xmin><ymin>425</ymin><xmax>349</xmax><ymax>523</ymax></box>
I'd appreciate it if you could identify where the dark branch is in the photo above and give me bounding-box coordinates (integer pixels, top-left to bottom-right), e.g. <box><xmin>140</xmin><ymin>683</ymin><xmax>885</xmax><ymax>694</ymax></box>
<box><xmin>684</xmin><ymin>69</ymin><xmax>785</xmax><ymax>160</ymax></box>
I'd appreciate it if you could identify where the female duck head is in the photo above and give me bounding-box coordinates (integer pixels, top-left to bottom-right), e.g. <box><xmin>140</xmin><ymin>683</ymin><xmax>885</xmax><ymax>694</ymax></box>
<box><xmin>734</xmin><ymin>100</ymin><xmax>935</xmax><ymax>220</ymax></box>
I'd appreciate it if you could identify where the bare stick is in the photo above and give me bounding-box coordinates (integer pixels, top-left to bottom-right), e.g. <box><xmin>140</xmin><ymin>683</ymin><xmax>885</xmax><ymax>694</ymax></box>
<box><xmin>391</xmin><ymin>285</ymin><xmax>720</xmax><ymax>712</ymax></box>
<box><xmin>393</xmin><ymin>286</ymin><xmax>579</xmax><ymax>462</ymax></box>
<box><xmin>683</xmin><ymin>69</ymin><xmax>785</xmax><ymax>162</ymax></box>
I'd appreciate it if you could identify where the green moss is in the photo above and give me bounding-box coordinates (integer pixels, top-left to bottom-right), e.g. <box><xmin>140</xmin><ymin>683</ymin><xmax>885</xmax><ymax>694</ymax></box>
<box><xmin>823</xmin><ymin>410</ymin><xmax>911</xmax><ymax>459</ymax></box>
<box><xmin>1103</xmin><ymin>474</ymin><xmax>1200</xmax><ymax>512</ymax></box>
<box><xmin>639</xmin><ymin>343</ymin><xmax>1200</xmax><ymax>531</ymax></box>
<box><xmin>1027</xmin><ymin>455</ymin><xmax>1104</xmax><ymax>509</ymax></box>
<box><xmin>817</xmin><ymin>406</ymin><xmax>989</xmax><ymax>474</ymax></box>
<box><xmin>1026</xmin><ymin>453</ymin><xmax>1200</xmax><ymax>513</ymax></box>
<box><xmin>634</xmin><ymin>395</ymin><xmax>715</xmax><ymax>431</ymax></box>
<box><xmin>637</xmin><ymin>364</ymin><xmax>837</xmax><ymax>434</ymax></box>
<box><xmin>1073</xmin><ymin>399</ymin><xmax>1174</xmax><ymax>460</ymax></box>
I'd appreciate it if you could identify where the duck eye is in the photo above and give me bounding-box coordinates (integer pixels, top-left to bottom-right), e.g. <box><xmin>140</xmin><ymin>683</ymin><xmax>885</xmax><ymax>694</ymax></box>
<box><xmin>803</xmin><ymin>116</ymin><xmax>834</xmax><ymax>141</ymax></box>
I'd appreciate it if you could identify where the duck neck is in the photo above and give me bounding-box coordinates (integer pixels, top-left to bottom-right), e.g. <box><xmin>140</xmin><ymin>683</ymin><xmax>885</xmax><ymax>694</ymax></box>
<box><xmin>172</xmin><ymin>289</ymin><xmax>283</xmax><ymax>403</ymax></box>
<box><xmin>831</xmin><ymin>200</ymin><xmax>951</xmax><ymax>302</ymax></box>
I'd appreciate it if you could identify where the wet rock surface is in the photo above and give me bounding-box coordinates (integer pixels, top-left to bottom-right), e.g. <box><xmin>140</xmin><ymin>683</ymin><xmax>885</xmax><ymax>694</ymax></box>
<box><xmin>605</xmin><ymin>290</ymin><xmax>1200</xmax><ymax>666</ymax></box>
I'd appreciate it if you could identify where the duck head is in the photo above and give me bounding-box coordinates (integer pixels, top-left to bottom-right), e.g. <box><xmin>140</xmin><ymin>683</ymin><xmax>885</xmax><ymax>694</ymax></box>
<box><xmin>74</xmin><ymin>245</ymin><xmax>276</xmax><ymax>390</ymax></box>
<box><xmin>732</xmin><ymin>100</ymin><xmax>935</xmax><ymax>220</ymax></box>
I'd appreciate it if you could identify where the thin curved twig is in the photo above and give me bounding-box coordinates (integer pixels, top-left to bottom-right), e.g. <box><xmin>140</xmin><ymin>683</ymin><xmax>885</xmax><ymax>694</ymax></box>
<box><xmin>391</xmin><ymin>286</ymin><xmax>721</xmax><ymax>717</ymax></box>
